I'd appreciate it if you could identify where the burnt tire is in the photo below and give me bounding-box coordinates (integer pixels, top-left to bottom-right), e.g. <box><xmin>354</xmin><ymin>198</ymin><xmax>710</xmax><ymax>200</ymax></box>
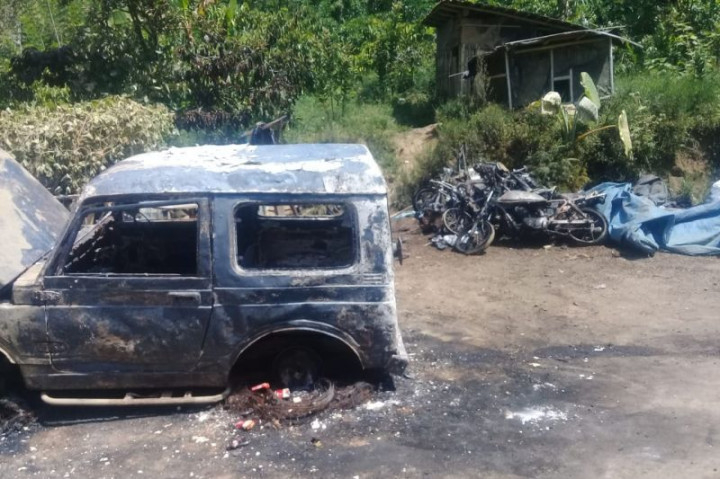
<box><xmin>455</xmin><ymin>220</ymin><xmax>495</xmax><ymax>255</ymax></box>
<box><xmin>412</xmin><ymin>186</ymin><xmax>439</xmax><ymax>213</ymax></box>
<box><xmin>0</xmin><ymin>358</ymin><xmax>21</xmax><ymax>397</ymax></box>
<box><xmin>568</xmin><ymin>208</ymin><xmax>608</xmax><ymax>245</ymax></box>
<box><xmin>442</xmin><ymin>207</ymin><xmax>472</xmax><ymax>235</ymax></box>
<box><xmin>272</xmin><ymin>347</ymin><xmax>323</xmax><ymax>390</ymax></box>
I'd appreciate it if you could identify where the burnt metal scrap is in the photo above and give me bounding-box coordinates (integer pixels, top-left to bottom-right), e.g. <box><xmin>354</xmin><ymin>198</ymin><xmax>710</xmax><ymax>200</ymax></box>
<box><xmin>225</xmin><ymin>379</ymin><xmax>374</xmax><ymax>423</ymax></box>
<box><xmin>0</xmin><ymin>397</ymin><xmax>35</xmax><ymax>435</ymax></box>
<box><xmin>0</xmin><ymin>149</ymin><xmax>69</xmax><ymax>292</ymax></box>
<box><xmin>0</xmin><ymin>144</ymin><xmax>408</xmax><ymax>406</ymax></box>
<box><xmin>412</xmin><ymin>148</ymin><xmax>608</xmax><ymax>254</ymax></box>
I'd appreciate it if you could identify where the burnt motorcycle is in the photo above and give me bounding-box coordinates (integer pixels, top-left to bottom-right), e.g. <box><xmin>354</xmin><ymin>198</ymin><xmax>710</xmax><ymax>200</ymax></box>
<box><xmin>454</xmin><ymin>189</ymin><xmax>497</xmax><ymax>255</ymax></box>
<box><xmin>492</xmin><ymin>190</ymin><xmax>608</xmax><ymax>245</ymax></box>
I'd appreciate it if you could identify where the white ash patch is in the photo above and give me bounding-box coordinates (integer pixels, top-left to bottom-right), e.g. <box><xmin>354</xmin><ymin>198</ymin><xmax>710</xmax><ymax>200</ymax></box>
<box><xmin>504</xmin><ymin>407</ymin><xmax>568</xmax><ymax>425</ymax></box>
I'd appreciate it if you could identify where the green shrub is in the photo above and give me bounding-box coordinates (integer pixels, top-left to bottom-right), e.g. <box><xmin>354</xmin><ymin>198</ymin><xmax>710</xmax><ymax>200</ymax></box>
<box><xmin>392</xmin><ymin>91</ymin><xmax>435</xmax><ymax>127</ymax></box>
<box><xmin>425</xmin><ymin>103</ymin><xmax>588</xmax><ymax>187</ymax></box>
<box><xmin>603</xmin><ymin>72</ymin><xmax>720</xmax><ymax>172</ymax></box>
<box><xmin>0</xmin><ymin>96</ymin><xmax>175</xmax><ymax>194</ymax></box>
<box><xmin>285</xmin><ymin>96</ymin><xmax>404</xmax><ymax>172</ymax></box>
<box><xmin>405</xmin><ymin>72</ymin><xmax>720</xmax><ymax>199</ymax></box>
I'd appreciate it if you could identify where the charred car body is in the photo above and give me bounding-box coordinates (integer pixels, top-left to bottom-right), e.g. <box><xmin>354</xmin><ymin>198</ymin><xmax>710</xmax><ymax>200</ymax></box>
<box><xmin>0</xmin><ymin>145</ymin><xmax>407</xmax><ymax>405</ymax></box>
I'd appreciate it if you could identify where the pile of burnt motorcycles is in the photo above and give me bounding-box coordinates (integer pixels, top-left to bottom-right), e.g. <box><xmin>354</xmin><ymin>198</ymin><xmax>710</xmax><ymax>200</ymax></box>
<box><xmin>412</xmin><ymin>162</ymin><xmax>608</xmax><ymax>254</ymax></box>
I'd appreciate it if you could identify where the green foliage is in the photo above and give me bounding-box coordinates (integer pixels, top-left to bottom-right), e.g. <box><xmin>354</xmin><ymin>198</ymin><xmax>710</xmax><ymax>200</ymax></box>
<box><xmin>488</xmin><ymin>0</ymin><xmax>720</xmax><ymax>76</ymax></box>
<box><xmin>534</xmin><ymin>73</ymin><xmax>629</xmax><ymax>160</ymax></box>
<box><xmin>0</xmin><ymin>96</ymin><xmax>174</xmax><ymax>194</ymax></box>
<box><xmin>173</xmin><ymin>4</ymin><xmax>323</xmax><ymax>125</ymax></box>
<box><xmin>0</xmin><ymin>0</ymin><xmax>437</xmax><ymax>131</ymax></box>
<box><xmin>416</xmin><ymin>71</ymin><xmax>720</xmax><ymax>199</ymax></box>
<box><xmin>580</xmin><ymin>72</ymin><xmax>600</xmax><ymax>109</ymax></box>
<box><xmin>433</xmin><ymin>103</ymin><xmax>589</xmax><ymax>188</ymax></box>
<box><xmin>0</xmin><ymin>0</ymin><xmax>90</xmax><ymax>57</ymax></box>
<box><xmin>392</xmin><ymin>90</ymin><xmax>436</xmax><ymax>127</ymax></box>
<box><xmin>642</xmin><ymin>5</ymin><xmax>720</xmax><ymax>76</ymax></box>
<box><xmin>601</xmin><ymin>72</ymin><xmax>720</xmax><ymax>176</ymax></box>
<box><xmin>285</xmin><ymin>95</ymin><xmax>403</xmax><ymax>171</ymax></box>
<box><xmin>4</xmin><ymin>0</ymin><xmax>720</xmax><ymax>202</ymax></box>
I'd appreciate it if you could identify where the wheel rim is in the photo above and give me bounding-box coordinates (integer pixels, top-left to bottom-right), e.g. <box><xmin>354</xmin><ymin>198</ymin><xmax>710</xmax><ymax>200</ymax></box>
<box><xmin>443</xmin><ymin>208</ymin><xmax>472</xmax><ymax>234</ymax></box>
<box><xmin>414</xmin><ymin>188</ymin><xmax>443</xmax><ymax>212</ymax></box>
<box><xmin>273</xmin><ymin>347</ymin><xmax>322</xmax><ymax>390</ymax></box>
<box><xmin>456</xmin><ymin>220</ymin><xmax>495</xmax><ymax>254</ymax></box>
<box><xmin>568</xmin><ymin>209</ymin><xmax>607</xmax><ymax>244</ymax></box>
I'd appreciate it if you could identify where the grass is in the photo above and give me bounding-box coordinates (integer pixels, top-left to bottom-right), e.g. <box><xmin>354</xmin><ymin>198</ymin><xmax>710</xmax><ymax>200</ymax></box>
<box><xmin>284</xmin><ymin>96</ymin><xmax>406</xmax><ymax>173</ymax></box>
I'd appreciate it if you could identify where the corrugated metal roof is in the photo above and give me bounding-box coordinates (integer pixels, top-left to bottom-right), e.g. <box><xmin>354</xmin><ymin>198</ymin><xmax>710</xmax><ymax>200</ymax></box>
<box><xmin>79</xmin><ymin>144</ymin><xmax>387</xmax><ymax>202</ymax></box>
<box><xmin>423</xmin><ymin>0</ymin><xmax>585</xmax><ymax>31</ymax></box>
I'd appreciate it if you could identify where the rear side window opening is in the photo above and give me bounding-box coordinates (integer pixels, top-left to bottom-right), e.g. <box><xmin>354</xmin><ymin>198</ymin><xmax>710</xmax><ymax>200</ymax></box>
<box><xmin>235</xmin><ymin>203</ymin><xmax>356</xmax><ymax>270</ymax></box>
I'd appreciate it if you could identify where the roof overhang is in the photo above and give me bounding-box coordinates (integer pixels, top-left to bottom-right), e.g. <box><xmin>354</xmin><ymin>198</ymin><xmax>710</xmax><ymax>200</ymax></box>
<box><xmin>423</xmin><ymin>1</ymin><xmax>584</xmax><ymax>31</ymax></box>
<box><xmin>501</xmin><ymin>29</ymin><xmax>642</xmax><ymax>50</ymax></box>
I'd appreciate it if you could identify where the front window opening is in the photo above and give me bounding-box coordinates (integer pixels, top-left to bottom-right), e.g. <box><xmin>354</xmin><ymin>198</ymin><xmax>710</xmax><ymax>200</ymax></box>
<box><xmin>235</xmin><ymin>203</ymin><xmax>355</xmax><ymax>270</ymax></box>
<box><xmin>63</xmin><ymin>203</ymin><xmax>199</xmax><ymax>275</ymax></box>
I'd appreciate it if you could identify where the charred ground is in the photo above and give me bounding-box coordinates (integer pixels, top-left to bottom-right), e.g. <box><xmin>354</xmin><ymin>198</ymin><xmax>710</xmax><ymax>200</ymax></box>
<box><xmin>2</xmin><ymin>227</ymin><xmax>720</xmax><ymax>478</ymax></box>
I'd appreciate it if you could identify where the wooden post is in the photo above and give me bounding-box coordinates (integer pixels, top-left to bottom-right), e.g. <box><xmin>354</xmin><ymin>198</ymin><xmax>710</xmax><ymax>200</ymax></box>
<box><xmin>609</xmin><ymin>37</ymin><xmax>615</xmax><ymax>94</ymax></box>
<box><xmin>504</xmin><ymin>49</ymin><xmax>513</xmax><ymax>109</ymax></box>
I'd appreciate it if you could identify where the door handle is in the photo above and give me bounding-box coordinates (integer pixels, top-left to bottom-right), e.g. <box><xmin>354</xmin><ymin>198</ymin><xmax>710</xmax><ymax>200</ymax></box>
<box><xmin>168</xmin><ymin>291</ymin><xmax>201</xmax><ymax>304</ymax></box>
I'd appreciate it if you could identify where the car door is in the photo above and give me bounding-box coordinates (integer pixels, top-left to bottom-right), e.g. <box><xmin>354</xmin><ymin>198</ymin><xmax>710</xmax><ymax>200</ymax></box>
<box><xmin>43</xmin><ymin>198</ymin><xmax>212</xmax><ymax>373</ymax></box>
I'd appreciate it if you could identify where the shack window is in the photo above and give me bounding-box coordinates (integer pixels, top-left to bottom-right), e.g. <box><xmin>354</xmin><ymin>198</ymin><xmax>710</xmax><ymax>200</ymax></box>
<box><xmin>63</xmin><ymin>203</ymin><xmax>199</xmax><ymax>275</ymax></box>
<box><xmin>553</xmin><ymin>78</ymin><xmax>572</xmax><ymax>103</ymax></box>
<box><xmin>235</xmin><ymin>203</ymin><xmax>355</xmax><ymax>269</ymax></box>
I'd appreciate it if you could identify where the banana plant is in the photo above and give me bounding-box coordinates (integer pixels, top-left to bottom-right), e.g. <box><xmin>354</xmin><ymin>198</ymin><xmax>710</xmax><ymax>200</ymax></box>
<box><xmin>535</xmin><ymin>72</ymin><xmax>633</xmax><ymax>159</ymax></box>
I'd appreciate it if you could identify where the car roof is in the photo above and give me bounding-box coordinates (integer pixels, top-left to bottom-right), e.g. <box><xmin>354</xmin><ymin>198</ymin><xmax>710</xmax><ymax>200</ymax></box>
<box><xmin>80</xmin><ymin>144</ymin><xmax>387</xmax><ymax>201</ymax></box>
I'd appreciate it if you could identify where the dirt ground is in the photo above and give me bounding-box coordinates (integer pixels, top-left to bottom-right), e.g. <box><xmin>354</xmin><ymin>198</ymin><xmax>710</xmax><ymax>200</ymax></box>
<box><xmin>2</xmin><ymin>226</ymin><xmax>720</xmax><ymax>479</ymax></box>
<box><xmin>393</xmin><ymin>124</ymin><xmax>438</xmax><ymax>176</ymax></box>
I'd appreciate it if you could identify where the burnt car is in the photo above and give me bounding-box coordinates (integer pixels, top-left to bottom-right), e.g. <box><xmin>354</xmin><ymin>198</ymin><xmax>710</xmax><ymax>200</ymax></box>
<box><xmin>0</xmin><ymin>145</ymin><xmax>407</xmax><ymax>405</ymax></box>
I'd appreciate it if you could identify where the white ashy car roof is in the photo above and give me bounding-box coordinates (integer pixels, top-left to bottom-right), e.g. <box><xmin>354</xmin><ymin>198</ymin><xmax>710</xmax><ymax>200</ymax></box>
<box><xmin>80</xmin><ymin>143</ymin><xmax>387</xmax><ymax>201</ymax></box>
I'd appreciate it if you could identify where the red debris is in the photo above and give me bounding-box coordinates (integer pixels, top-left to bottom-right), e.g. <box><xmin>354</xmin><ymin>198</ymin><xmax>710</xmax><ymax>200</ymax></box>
<box><xmin>235</xmin><ymin>419</ymin><xmax>256</xmax><ymax>431</ymax></box>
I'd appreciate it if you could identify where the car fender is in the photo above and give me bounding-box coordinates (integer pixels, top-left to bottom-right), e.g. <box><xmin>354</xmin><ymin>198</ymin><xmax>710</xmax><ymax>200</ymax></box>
<box><xmin>230</xmin><ymin>319</ymin><xmax>365</xmax><ymax>369</ymax></box>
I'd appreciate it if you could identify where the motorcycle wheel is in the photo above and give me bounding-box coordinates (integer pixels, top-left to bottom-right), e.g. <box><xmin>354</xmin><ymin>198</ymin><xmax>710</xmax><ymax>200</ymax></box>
<box><xmin>442</xmin><ymin>207</ymin><xmax>473</xmax><ymax>234</ymax></box>
<box><xmin>454</xmin><ymin>220</ymin><xmax>495</xmax><ymax>255</ymax></box>
<box><xmin>568</xmin><ymin>208</ymin><xmax>608</xmax><ymax>245</ymax></box>
<box><xmin>412</xmin><ymin>186</ymin><xmax>439</xmax><ymax>212</ymax></box>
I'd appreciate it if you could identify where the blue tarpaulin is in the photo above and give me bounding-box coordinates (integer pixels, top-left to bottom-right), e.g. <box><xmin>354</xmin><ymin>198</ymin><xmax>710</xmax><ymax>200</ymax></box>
<box><xmin>590</xmin><ymin>182</ymin><xmax>720</xmax><ymax>256</ymax></box>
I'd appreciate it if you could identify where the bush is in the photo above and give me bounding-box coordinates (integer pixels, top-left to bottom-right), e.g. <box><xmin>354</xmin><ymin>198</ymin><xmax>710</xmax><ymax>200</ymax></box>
<box><xmin>429</xmin><ymin>103</ymin><xmax>586</xmax><ymax>188</ymax></box>
<box><xmin>604</xmin><ymin>72</ymin><xmax>720</xmax><ymax>172</ymax></box>
<box><xmin>0</xmin><ymin>96</ymin><xmax>175</xmax><ymax>194</ymax></box>
<box><xmin>392</xmin><ymin>91</ymin><xmax>435</xmax><ymax>127</ymax></box>
<box><xmin>404</xmin><ymin>72</ymin><xmax>720</xmax><ymax>199</ymax></box>
<box><xmin>285</xmin><ymin>96</ymin><xmax>404</xmax><ymax>172</ymax></box>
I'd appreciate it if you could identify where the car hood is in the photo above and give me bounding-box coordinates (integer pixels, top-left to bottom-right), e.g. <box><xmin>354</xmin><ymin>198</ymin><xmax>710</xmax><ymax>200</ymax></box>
<box><xmin>0</xmin><ymin>149</ymin><xmax>70</xmax><ymax>291</ymax></box>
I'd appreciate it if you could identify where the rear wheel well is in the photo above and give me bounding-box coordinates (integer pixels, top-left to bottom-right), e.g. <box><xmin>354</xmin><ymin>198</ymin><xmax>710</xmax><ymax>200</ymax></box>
<box><xmin>230</xmin><ymin>331</ymin><xmax>364</xmax><ymax>385</ymax></box>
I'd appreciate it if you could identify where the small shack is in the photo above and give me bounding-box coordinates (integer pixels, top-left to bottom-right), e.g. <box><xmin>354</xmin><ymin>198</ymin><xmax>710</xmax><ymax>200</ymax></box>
<box><xmin>423</xmin><ymin>1</ymin><xmax>638</xmax><ymax>108</ymax></box>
